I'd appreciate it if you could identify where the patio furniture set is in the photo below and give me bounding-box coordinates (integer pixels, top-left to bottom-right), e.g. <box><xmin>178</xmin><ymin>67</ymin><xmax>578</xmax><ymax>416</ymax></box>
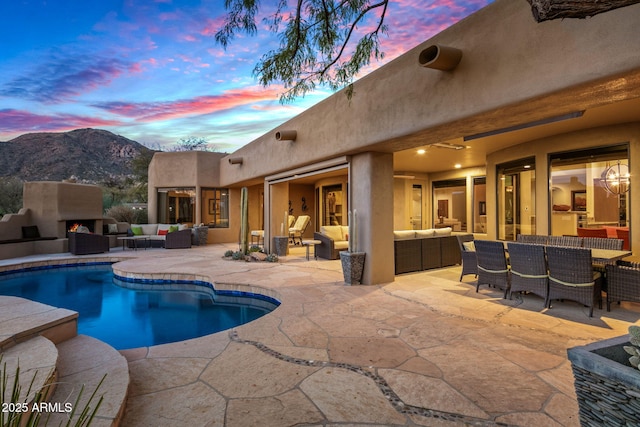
<box><xmin>457</xmin><ymin>234</ymin><xmax>635</xmax><ymax>317</ymax></box>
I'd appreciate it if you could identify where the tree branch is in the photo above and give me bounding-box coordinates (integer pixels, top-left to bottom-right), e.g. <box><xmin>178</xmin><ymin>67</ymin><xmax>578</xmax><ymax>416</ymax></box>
<box><xmin>525</xmin><ymin>0</ymin><xmax>640</xmax><ymax>22</ymax></box>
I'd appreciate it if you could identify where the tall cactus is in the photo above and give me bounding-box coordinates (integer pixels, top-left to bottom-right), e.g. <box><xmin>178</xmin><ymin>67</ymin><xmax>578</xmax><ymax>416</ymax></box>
<box><xmin>240</xmin><ymin>187</ymin><xmax>249</xmax><ymax>254</ymax></box>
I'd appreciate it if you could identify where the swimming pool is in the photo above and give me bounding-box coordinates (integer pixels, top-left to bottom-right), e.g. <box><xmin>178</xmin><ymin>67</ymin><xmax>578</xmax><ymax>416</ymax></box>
<box><xmin>0</xmin><ymin>263</ymin><xmax>279</xmax><ymax>350</ymax></box>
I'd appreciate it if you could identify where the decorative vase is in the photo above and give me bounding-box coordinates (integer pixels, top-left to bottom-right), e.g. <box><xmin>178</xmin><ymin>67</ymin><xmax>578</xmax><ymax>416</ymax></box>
<box><xmin>567</xmin><ymin>335</ymin><xmax>640</xmax><ymax>426</ymax></box>
<box><xmin>340</xmin><ymin>251</ymin><xmax>365</xmax><ymax>285</ymax></box>
<box><xmin>272</xmin><ymin>236</ymin><xmax>289</xmax><ymax>256</ymax></box>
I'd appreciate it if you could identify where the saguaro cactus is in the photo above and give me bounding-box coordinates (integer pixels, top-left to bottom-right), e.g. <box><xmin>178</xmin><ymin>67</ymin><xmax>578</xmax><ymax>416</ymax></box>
<box><xmin>240</xmin><ymin>187</ymin><xmax>249</xmax><ymax>254</ymax></box>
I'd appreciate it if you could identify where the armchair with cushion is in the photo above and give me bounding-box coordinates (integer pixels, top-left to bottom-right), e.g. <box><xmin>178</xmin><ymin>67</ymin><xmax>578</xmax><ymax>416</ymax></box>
<box><xmin>314</xmin><ymin>225</ymin><xmax>349</xmax><ymax>260</ymax></box>
<box><xmin>68</xmin><ymin>232</ymin><xmax>109</xmax><ymax>255</ymax></box>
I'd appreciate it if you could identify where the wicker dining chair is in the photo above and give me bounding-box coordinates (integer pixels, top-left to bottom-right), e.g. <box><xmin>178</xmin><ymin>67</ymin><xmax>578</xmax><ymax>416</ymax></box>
<box><xmin>516</xmin><ymin>234</ymin><xmax>548</xmax><ymax>245</ymax></box>
<box><xmin>548</xmin><ymin>235</ymin><xmax>582</xmax><ymax>247</ymax></box>
<box><xmin>474</xmin><ymin>240</ymin><xmax>510</xmax><ymax>298</ymax></box>
<box><xmin>582</xmin><ymin>237</ymin><xmax>623</xmax><ymax>250</ymax></box>
<box><xmin>605</xmin><ymin>263</ymin><xmax>640</xmax><ymax>311</ymax></box>
<box><xmin>456</xmin><ymin>234</ymin><xmax>477</xmax><ymax>282</ymax></box>
<box><xmin>546</xmin><ymin>246</ymin><xmax>602</xmax><ymax>317</ymax></box>
<box><xmin>506</xmin><ymin>242</ymin><xmax>548</xmax><ymax>305</ymax></box>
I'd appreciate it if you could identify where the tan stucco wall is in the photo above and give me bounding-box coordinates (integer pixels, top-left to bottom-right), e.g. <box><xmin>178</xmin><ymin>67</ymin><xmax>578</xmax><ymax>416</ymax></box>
<box><xmin>486</xmin><ymin>122</ymin><xmax>640</xmax><ymax>252</ymax></box>
<box><xmin>219</xmin><ymin>0</ymin><xmax>640</xmax><ymax>187</ymax></box>
<box><xmin>23</xmin><ymin>182</ymin><xmax>103</xmax><ymax>238</ymax></box>
<box><xmin>148</xmin><ymin>151</ymin><xmax>235</xmax><ymax>242</ymax></box>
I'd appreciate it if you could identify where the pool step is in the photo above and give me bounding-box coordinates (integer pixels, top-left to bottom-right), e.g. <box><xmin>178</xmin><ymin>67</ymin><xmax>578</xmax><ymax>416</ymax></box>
<box><xmin>0</xmin><ymin>335</ymin><xmax>59</xmax><ymax>409</ymax></box>
<box><xmin>0</xmin><ymin>296</ymin><xmax>78</xmax><ymax>352</ymax></box>
<box><xmin>46</xmin><ymin>335</ymin><xmax>130</xmax><ymax>427</ymax></box>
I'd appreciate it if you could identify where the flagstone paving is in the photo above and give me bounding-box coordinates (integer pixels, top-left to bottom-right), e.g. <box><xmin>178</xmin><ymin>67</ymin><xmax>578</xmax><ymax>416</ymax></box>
<box><xmin>2</xmin><ymin>244</ymin><xmax>640</xmax><ymax>426</ymax></box>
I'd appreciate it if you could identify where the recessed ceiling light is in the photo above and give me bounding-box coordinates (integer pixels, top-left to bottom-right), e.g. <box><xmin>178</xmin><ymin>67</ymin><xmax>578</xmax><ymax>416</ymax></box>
<box><xmin>524</xmin><ymin>165</ymin><xmax>531</xmax><ymax>169</ymax></box>
<box><xmin>454</xmin><ymin>164</ymin><xmax>462</xmax><ymax>169</ymax></box>
<box><xmin>417</xmin><ymin>149</ymin><xmax>426</xmax><ymax>155</ymax></box>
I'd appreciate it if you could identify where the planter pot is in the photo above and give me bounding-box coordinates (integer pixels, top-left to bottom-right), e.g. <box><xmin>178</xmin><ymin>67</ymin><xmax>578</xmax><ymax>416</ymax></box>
<box><xmin>567</xmin><ymin>335</ymin><xmax>640</xmax><ymax>426</ymax></box>
<box><xmin>272</xmin><ymin>236</ymin><xmax>289</xmax><ymax>256</ymax></box>
<box><xmin>340</xmin><ymin>251</ymin><xmax>365</xmax><ymax>285</ymax></box>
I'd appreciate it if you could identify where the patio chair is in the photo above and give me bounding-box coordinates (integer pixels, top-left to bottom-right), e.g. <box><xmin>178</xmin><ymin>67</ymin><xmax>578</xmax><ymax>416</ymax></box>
<box><xmin>582</xmin><ymin>237</ymin><xmax>623</xmax><ymax>250</ymax></box>
<box><xmin>605</xmin><ymin>263</ymin><xmax>640</xmax><ymax>311</ymax></box>
<box><xmin>474</xmin><ymin>240</ymin><xmax>510</xmax><ymax>298</ymax></box>
<box><xmin>456</xmin><ymin>234</ymin><xmax>477</xmax><ymax>282</ymax></box>
<box><xmin>616</xmin><ymin>228</ymin><xmax>630</xmax><ymax>251</ymax></box>
<box><xmin>289</xmin><ymin>215</ymin><xmax>310</xmax><ymax>245</ymax></box>
<box><xmin>516</xmin><ymin>234</ymin><xmax>548</xmax><ymax>245</ymax></box>
<box><xmin>548</xmin><ymin>235</ymin><xmax>582</xmax><ymax>247</ymax></box>
<box><xmin>546</xmin><ymin>246</ymin><xmax>602</xmax><ymax>317</ymax></box>
<box><xmin>506</xmin><ymin>242</ymin><xmax>548</xmax><ymax>305</ymax></box>
<box><xmin>577</xmin><ymin>228</ymin><xmax>608</xmax><ymax>238</ymax></box>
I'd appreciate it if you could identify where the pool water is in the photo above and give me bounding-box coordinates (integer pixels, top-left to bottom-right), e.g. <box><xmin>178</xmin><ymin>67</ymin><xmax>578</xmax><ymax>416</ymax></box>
<box><xmin>0</xmin><ymin>264</ymin><xmax>279</xmax><ymax>350</ymax></box>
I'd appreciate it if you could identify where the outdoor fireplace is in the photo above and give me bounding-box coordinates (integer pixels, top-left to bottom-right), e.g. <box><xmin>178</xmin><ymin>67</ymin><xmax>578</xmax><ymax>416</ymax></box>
<box><xmin>66</xmin><ymin>220</ymin><xmax>96</xmax><ymax>237</ymax></box>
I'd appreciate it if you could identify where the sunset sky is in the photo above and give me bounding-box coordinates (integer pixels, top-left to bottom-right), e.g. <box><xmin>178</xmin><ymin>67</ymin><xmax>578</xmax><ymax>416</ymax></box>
<box><xmin>0</xmin><ymin>0</ymin><xmax>493</xmax><ymax>152</ymax></box>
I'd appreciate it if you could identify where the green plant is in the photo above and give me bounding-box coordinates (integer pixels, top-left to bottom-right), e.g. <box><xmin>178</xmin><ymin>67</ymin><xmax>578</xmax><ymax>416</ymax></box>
<box><xmin>265</xmin><ymin>253</ymin><xmax>279</xmax><ymax>263</ymax></box>
<box><xmin>239</xmin><ymin>187</ymin><xmax>249</xmax><ymax>255</ymax></box>
<box><xmin>0</xmin><ymin>355</ymin><xmax>104</xmax><ymax>426</ymax></box>
<box><xmin>624</xmin><ymin>325</ymin><xmax>640</xmax><ymax>370</ymax></box>
<box><xmin>231</xmin><ymin>251</ymin><xmax>245</xmax><ymax>260</ymax></box>
<box><xmin>224</xmin><ymin>250</ymin><xmax>234</xmax><ymax>258</ymax></box>
<box><xmin>249</xmin><ymin>245</ymin><xmax>261</xmax><ymax>253</ymax></box>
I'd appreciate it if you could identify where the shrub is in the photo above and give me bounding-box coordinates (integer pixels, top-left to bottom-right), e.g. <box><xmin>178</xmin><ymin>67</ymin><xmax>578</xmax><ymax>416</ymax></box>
<box><xmin>224</xmin><ymin>250</ymin><xmax>234</xmax><ymax>258</ymax></box>
<box><xmin>105</xmin><ymin>205</ymin><xmax>147</xmax><ymax>224</ymax></box>
<box><xmin>265</xmin><ymin>253</ymin><xmax>279</xmax><ymax>263</ymax></box>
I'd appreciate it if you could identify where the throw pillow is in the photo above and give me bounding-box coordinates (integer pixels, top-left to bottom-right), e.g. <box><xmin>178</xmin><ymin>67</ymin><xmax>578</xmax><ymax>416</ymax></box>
<box><xmin>158</xmin><ymin>229</ymin><xmax>168</xmax><ymax>236</ymax></box>
<box><xmin>463</xmin><ymin>241</ymin><xmax>476</xmax><ymax>252</ymax></box>
<box><xmin>108</xmin><ymin>224</ymin><xmax>119</xmax><ymax>234</ymax></box>
<box><xmin>131</xmin><ymin>226</ymin><xmax>143</xmax><ymax>236</ymax></box>
<box><xmin>22</xmin><ymin>226</ymin><xmax>41</xmax><ymax>239</ymax></box>
<box><xmin>169</xmin><ymin>225</ymin><xmax>179</xmax><ymax>233</ymax></box>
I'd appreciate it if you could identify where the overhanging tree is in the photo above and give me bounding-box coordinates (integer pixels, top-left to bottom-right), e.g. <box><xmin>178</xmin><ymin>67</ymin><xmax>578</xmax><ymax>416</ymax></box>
<box><xmin>216</xmin><ymin>0</ymin><xmax>640</xmax><ymax>102</ymax></box>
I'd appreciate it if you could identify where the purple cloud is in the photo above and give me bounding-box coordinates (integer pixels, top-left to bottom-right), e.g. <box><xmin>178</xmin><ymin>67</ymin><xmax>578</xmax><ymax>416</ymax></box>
<box><xmin>0</xmin><ymin>109</ymin><xmax>122</xmax><ymax>136</ymax></box>
<box><xmin>0</xmin><ymin>55</ymin><xmax>132</xmax><ymax>103</ymax></box>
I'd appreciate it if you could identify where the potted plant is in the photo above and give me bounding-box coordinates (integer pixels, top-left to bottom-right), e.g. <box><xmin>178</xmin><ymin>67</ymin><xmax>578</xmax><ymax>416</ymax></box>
<box><xmin>567</xmin><ymin>325</ymin><xmax>640</xmax><ymax>426</ymax></box>
<box><xmin>272</xmin><ymin>210</ymin><xmax>289</xmax><ymax>256</ymax></box>
<box><xmin>340</xmin><ymin>210</ymin><xmax>365</xmax><ymax>285</ymax></box>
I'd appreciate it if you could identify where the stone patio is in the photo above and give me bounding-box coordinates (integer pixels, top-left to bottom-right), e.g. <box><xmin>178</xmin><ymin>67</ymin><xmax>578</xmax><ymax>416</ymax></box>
<box><xmin>1</xmin><ymin>243</ymin><xmax>639</xmax><ymax>426</ymax></box>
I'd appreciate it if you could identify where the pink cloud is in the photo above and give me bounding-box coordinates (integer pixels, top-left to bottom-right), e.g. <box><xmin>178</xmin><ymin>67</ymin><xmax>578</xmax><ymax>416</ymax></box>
<box><xmin>94</xmin><ymin>86</ymin><xmax>284</xmax><ymax>122</ymax></box>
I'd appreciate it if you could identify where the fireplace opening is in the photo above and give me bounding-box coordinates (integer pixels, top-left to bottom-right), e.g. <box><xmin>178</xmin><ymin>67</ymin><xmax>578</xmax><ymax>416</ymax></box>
<box><xmin>66</xmin><ymin>220</ymin><xmax>96</xmax><ymax>237</ymax></box>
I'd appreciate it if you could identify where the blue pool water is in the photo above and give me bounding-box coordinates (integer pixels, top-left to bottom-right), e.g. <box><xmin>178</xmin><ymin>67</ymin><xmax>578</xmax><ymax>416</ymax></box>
<box><xmin>0</xmin><ymin>264</ymin><xmax>279</xmax><ymax>350</ymax></box>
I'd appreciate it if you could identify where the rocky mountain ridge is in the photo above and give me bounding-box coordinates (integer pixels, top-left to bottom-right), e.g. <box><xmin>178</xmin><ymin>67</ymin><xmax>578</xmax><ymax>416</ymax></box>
<box><xmin>0</xmin><ymin>128</ymin><xmax>152</xmax><ymax>182</ymax></box>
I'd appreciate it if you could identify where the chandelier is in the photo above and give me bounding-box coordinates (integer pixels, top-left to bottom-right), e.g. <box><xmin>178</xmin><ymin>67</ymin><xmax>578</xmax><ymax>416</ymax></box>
<box><xmin>601</xmin><ymin>161</ymin><xmax>630</xmax><ymax>195</ymax></box>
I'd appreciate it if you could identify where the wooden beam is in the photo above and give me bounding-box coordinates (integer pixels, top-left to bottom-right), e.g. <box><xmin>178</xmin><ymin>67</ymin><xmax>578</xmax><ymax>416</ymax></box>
<box><xmin>525</xmin><ymin>0</ymin><xmax>640</xmax><ymax>22</ymax></box>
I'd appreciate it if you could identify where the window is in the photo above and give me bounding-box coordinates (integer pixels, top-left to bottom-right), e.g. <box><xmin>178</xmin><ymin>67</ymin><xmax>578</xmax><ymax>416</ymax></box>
<box><xmin>433</xmin><ymin>179</ymin><xmax>466</xmax><ymax>232</ymax></box>
<box><xmin>549</xmin><ymin>144</ymin><xmax>628</xmax><ymax>237</ymax></box>
<box><xmin>202</xmin><ymin>188</ymin><xmax>229</xmax><ymax>228</ymax></box>
<box><xmin>473</xmin><ymin>177</ymin><xmax>487</xmax><ymax>233</ymax></box>
<box><xmin>157</xmin><ymin>188</ymin><xmax>195</xmax><ymax>225</ymax></box>
<box><xmin>497</xmin><ymin>157</ymin><xmax>535</xmax><ymax>241</ymax></box>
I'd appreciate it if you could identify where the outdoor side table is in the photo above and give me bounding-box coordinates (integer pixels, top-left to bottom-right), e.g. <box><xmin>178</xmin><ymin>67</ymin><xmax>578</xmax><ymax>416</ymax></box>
<box><xmin>118</xmin><ymin>236</ymin><xmax>149</xmax><ymax>251</ymax></box>
<box><xmin>302</xmin><ymin>239</ymin><xmax>322</xmax><ymax>260</ymax></box>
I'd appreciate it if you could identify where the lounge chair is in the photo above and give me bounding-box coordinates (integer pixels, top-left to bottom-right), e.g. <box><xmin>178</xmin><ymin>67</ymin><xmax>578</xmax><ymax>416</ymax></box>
<box><xmin>606</xmin><ymin>262</ymin><xmax>640</xmax><ymax>311</ymax></box>
<box><xmin>289</xmin><ymin>215</ymin><xmax>310</xmax><ymax>245</ymax></box>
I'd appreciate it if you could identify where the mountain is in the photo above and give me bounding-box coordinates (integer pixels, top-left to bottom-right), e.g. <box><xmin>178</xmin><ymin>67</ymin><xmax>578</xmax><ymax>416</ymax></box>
<box><xmin>0</xmin><ymin>128</ymin><xmax>153</xmax><ymax>182</ymax></box>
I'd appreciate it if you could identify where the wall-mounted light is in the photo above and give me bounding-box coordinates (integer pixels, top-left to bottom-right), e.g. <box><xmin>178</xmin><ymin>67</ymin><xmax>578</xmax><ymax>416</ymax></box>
<box><xmin>417</xmin><ymin>149</ymin><xmax>426</xmax><ymax>155</ymax></box>
<box><xmin>228</xmin><ymin>157</ymin><xmax>243</xmax><ymax>165</ymax></box>
<box><xmin>275</xmin><ymin>130</ymin><xmax>297</xmax><ymax>141</ymax></box>
<box><xmin>418</xmin><ymin>45</ymin><xmax>462</xmax><ymax>71</ymax></box>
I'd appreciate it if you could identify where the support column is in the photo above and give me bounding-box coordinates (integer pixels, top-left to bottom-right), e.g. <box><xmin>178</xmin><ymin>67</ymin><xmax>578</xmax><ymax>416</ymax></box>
<box><xmin>350</xmin><ymin>152</ymin><xmax>395</xmax><ymax>285</ymax></box>
<box><xmin>266</xmin><ymin>181</ymin><xmax>290</xmax><ymax>254</ymax></box>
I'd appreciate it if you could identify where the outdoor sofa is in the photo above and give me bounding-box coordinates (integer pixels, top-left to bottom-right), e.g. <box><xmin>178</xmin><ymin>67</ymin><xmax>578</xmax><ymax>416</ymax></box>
<box><xmin>129</xmin><ymin>223</ymin><xmax>192</xmax><ymax>249</ymax></box>
<box><xmin>393</xmin><ymin>227</ymin><xmax>461</xmax><ymax>274</ymax></box>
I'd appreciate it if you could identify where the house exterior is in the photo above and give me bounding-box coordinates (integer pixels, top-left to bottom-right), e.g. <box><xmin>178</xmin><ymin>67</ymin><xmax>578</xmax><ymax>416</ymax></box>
<box><xmin>147</xmin><ymin>0</ymin><xmax>640</xmax><ymax>285</ymax></box>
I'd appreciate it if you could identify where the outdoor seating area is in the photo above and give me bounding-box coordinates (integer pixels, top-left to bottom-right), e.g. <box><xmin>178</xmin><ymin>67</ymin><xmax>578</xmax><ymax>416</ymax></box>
<box><xmin>460</xmin><ymin>234</ymin><xmax>633</xmax><ymax>317</ymax></box>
